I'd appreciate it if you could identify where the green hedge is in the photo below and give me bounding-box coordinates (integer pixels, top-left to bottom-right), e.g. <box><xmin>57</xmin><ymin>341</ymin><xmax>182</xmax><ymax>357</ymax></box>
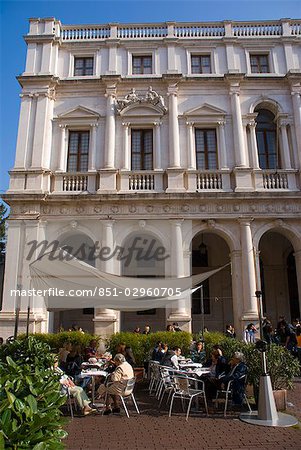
<box><xmin>107</xmin><ymin>331</ymin><xmax>193</xmax><ymax>366</ymax></box>
<box><xmin>19</xmin><ymin>331</ymin><xmax>100</xmax><ymax>352</ymax></box>
<box><xmin>0</xmin><ymin>337</ymin><xmax>67</xmax><ymax>449</ymax></box>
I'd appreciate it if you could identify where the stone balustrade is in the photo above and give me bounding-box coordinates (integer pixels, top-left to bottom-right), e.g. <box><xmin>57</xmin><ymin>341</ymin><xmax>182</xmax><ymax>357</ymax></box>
<box><xmin>58</xmin><ymin>19</ymin><xmax>301</xmax><ymax>41</ymax></box>
<box><xmin>262</xmin><ymin>171</ymin><xmax>289</xmax><ymax>190</ymax></box>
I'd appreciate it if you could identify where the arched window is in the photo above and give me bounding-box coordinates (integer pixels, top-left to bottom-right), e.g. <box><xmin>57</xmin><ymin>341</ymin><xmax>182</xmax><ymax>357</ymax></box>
<box><xmin>255</xmin><ymin>109</ymin><xmax>279</xmax><ymax>170</ymax></box>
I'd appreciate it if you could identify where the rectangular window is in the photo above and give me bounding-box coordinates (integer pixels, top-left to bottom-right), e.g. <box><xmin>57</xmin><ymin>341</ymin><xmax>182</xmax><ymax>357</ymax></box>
<box><xmin>132</xmin><ymin>55</ymin><xmax>152</xmax><ymax>74</ymax></box>
<box><xmin>195</xmin><ymin>129</ymin><xmax>218</xmax><ymax>170</ymax></box>
<box><xmin>67</xmin><ymin>131</ymin><xmax>89</xmax><ymax>172</ymax></box>
<box><xmin>74</xmin><ymin>57</ymin><xmax>94</xmax><ymax>76</ymax></box>
<box><xmin>191</xmin><ymin>55</ymin><xmax>211</xmax><ymax>74</ymax></box>
<box><xmin>250</xmin><ymin>54</ymin><xmax>269</xmax><ymax>73</ymax></box>
<box><xmin>131</xmin><ymin>129</ymin><xmax>153</xmax><ymax>170</ymax></box>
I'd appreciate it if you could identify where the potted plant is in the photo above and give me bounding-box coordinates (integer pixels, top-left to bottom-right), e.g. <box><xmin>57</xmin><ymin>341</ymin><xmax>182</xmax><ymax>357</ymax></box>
<box><xmin>243</xmin><ymin>343</ymin><xmax>300</xmax><ymax>411</ymax></box>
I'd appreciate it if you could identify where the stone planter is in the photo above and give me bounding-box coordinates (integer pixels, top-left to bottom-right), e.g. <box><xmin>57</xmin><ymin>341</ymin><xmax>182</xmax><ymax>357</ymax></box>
<box><xmin>273</xmin><ymin>389</ymin><xmax>287</xmax><ymax>411</ymax></box>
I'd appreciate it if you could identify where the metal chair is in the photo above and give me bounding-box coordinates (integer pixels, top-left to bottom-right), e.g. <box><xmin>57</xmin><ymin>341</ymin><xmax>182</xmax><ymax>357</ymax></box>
<box><xmin>104</xmin><ymin>378</ymin><xmax>140</xmax><ymax>418</ymax></box>
<box><xmin>148</xmin><ymin>361</ymin><xmax>161</xmax><ymax>395</ymax></box>
<box><xmin>157</xmin><ymin>366</ymin><xmax>174</xmax><ymax>407</ymax></box>
<box><xmin>169</xmin><ymin>374</ymin><xmax>208</xmax><ymax>421</ymax></box>
<box><xmin>214</xmin><ymin>375</ymin><xmax>252</xmax><ymax>417</ymax></box>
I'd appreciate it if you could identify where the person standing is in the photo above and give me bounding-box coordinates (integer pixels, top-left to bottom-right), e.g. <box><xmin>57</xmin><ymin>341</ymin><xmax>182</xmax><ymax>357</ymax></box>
<box><xmin>243</xmin><ymin>323</ymin><xmax>257</xmax><ymax>344</ymax></box>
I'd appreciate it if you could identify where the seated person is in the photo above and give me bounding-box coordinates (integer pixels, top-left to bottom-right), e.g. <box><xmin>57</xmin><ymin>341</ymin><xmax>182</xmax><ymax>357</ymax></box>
<box><xmin>56</xmin><ymin>365</ymin><xmax>94</xmax><ymax>416</ymax></box>
<box><xmin>124</xmin><ymin>346</ymin><xmax>136</xmax><ymax>367</ymax></box>
<box><xmin>84</xmin><ymin>339</ymin><xmax>100</xmax><ymax>360</ymax></box>
<box><xmin>190</xmin><ymin>341</ymin><xmax>206</xmax><ymax>364</ymax></box>
<box><xmin>58</xmin><ymin>341</ymin><xmax>72</xmax><ymax>371</ymax></box>
<box><xmin>161</xmin><ymin>346</ymin><xmax>181</xmax><ymax>370</ymax></box>
<box><xmin>97</xmin><ymin>353</ymin><xmax>134</xmax><ymax>414</ymax></box>
<box><xmin>201</xmin><ymin>350</ymin><xmax>228</xmax><ymax>400</ymax></box>
<box><xmin>151</xmin><ymin>341</ymin><xmax>165</xmax><ymax>363</ymax></box>
<box><xmin>65</xmin><ymin>344</ymin><xmax>84</xmax><ymax>379</ymax></box>
<box><xmin>219</xmin><ymin>351</ymin><xmax>248</xmax><ymax>405</ymax></box>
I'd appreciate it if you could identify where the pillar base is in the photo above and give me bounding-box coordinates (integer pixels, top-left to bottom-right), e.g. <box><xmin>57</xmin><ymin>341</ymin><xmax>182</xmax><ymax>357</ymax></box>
<box><xmin>0</xmin><ymin>311</ymin><xmax>47</xmax><ymax>340</ymax></box>
<box><xmin>165</xmin><ymin>168</ymin><xmax>186</xmax><ymax>192</ymax></box>
<box><xmin>233</xmin><ymin>167</ymin><xmax>254</xmax><ymax>192</ymax></box>
<box><xmin>93</xmin><ymin>314</ymin><xmax>118</xmax><ymax>337</ymax></box>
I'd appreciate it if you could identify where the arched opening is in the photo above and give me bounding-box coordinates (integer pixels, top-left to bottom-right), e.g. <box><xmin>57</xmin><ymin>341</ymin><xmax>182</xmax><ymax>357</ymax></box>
<box><xmin>52</xmin><ymin>232</ymin><xmax>96</xmax><ymax>333</ymax></box>
<box><xmin>255</xmin><ymin>108</ymin><xmax>279</xmax><ymax>170</ymax></box>
<box><xmin>120</xmin><ymin>232</ymin><xmax>166</xmax><ymax>332</ymax></box>
<box><xmin>259</xmin><ymin>231</ymin><xmax>300</xmax><ymax>325</ymax></box>
<box><xmin>191</xmin><ymin>232</ymin><xmax>232</xmax><ymax>333</ymax></box>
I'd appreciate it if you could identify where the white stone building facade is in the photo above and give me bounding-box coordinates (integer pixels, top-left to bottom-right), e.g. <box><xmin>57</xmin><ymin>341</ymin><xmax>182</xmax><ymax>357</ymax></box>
<box><xmin>1</xmin><ymin>18</ymin><xmax>301</xmax><ymax>338</ymax></box>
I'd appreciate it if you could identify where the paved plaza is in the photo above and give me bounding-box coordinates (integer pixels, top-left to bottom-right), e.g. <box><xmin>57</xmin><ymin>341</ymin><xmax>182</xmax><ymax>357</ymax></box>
<box><xmin>65</xmin><ymin>378</ymin><xmax>301</xmax><ymax>450</ymax></box>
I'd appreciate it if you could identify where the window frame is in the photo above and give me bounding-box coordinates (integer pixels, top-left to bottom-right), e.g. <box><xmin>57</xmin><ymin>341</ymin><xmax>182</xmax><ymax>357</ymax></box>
<box><xmin>255</xmin><ymin>109</ymin><xmax>279</xmax><ymax>170</ymax></box>
<box><xmin>244</xmin><ymin>48</ymin><xmax>275</xmax><ymax>75</ymax></box>
<box><xmin>131</xmin><ymin>54</ymin><xmax>153</xmax><ymax>75</ymax></box>
<box><xmin>194</xmin><ymin>128</ymin><xmax>219</xmax><ymax>170</ymax></box>
<box><xmin>67</xmin><ymin>130</ymin><xmax>90</xmax><ymax>172</ymax></box>
<box><xmin>131</xmin><ymin>128</ymin><xmax>154</xmax><ymax>171</ymax></box>
<box><xmin>69</xmin><ymin>53</ymin><xmax>96</xmax><ymax>77</ymax></box>
<box><xmin>249</xmin><ymin>53</ymin><xmax>270</xmax><ymax>74</ymax></box>
<box><xmin>190</xmin><ymin>54</ymin><xmax>212</xmax><ymax>74</ymax></box>
<box><xmin>186</xmin><ymin>48</ymin><xmax>216</xmax><ymax>76</ymax></box>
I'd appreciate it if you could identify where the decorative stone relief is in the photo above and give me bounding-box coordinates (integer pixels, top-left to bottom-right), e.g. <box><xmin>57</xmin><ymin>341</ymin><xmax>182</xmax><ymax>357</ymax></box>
<box><xmin>145</xmin><ymin>205</ymin><xmax>154</xmax><ymax>213</ymax></box>
<box><xmin>116</xmin><ymin>86</ymin><xmax>167</xmax><ymax>113</ymax></box>
<box><xmin>129</xmin><ymin>205</ymin><xmax>137</xmax><ymax>213</ymax></box>
<box><xmin>111</xmin><ymin>205</ymin><xmax>119</xmax><ymax>214</ymax></box>
<box><xmin>94</xmin><ymin>206</ymin><xmax>102</xmax><ymax>213</ymax></box>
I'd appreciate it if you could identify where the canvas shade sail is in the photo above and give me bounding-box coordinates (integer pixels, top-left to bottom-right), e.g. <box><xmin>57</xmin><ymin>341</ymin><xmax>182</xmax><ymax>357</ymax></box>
<box><xmin>29</xmin><ymin>251</ymin><xmax>230</xmax><ymax>310</ymax></box>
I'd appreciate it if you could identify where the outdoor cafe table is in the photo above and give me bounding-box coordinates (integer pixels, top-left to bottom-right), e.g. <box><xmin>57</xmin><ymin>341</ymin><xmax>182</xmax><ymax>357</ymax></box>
<box><xmin>79</xmin><ymin>369</ymin><xmax>108</xmax><ymax>407</ymax></box>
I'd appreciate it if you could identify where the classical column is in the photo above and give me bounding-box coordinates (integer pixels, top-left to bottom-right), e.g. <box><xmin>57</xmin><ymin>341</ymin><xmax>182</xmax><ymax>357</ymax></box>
<box><xmin>58</xmin><ymin>125</ymin><xmax>67</xmax><ymax>171</ymax></box>
<box><xmin>14</xmin><ymin>94</ymin><xmax>33</xmax><ymax>169</ymax></box>
<box><xmin>186</xmin><ymin>122</ymin><xmax>196</xmax><ymax>169</ymax></box>
<box><xmin>88</xmin><ymin>124</ymin><xmax>98</xmax><ymax>171</ymax></box>
<box><xmin>238</xmin><ymin>219</ymin><xmax>258</xmax><ymax>318</ymax></box>
<box><xmin>168</xmin><ymin>220</ymin><xmax>189</xmax><ymax>319</ymax></box>
<box><xmin>230</xmin><ymin>250</ymin><xmax>244</xmax><ymax>335</ymax></box>
<box><xmin>1</xmin><ymin>221</ymin><xmax>24</xmax><ymax>312</ymax></box>
<box><xmin>248</xmin><ymin>120</ymin><xmax>260</xmax><ymax>169</ymax></box>
<box><xmin>279</xmin><ymin>121</ymin><xmax>292</xmax><ymax>170</ymax></box>
<box><xmin>104</xmin><ymin>89</ymin><xmax>116</xmax><ymax>169</ymax></box>
<box><xmin>40</xmin><ymin>42</ymin><xmax>53</xmax><ymax>75</ymax></box>
<box><xmin>230</xmin><ymin>87</ymin><xmax>248</xmax><ymax>167</ymax></box>
<box><xmin>168</xmin><ymin>85</ymin><xmax>181</xmax><ymax>168</ymax></box>
<box><xmin>153</xmin><ymin>122</ymin><xmax>162</xmax><ymax>170</ymax></box>
<box><xmin>94</xmin><ymin>221</ymin><xmax>116</xmax><ymax>327</ymax></box>
<box><xmin>294</xmin><ymin>250</ymin><xmax>301</xmax><ymax>318</ymax></box>
<box><xmin>291</xmin><ymin>91</ymin><xmax>301</xmax><ymax>166</ymax></box>
<box><xmin>122</xmin><ymin>122</ymin><xmax>130</xmax><ymax>170</ymax></box>
<box><xmin>217</xmin><ymin>121</ymin><xmax>228</xmax><ymax>169</ymax></box>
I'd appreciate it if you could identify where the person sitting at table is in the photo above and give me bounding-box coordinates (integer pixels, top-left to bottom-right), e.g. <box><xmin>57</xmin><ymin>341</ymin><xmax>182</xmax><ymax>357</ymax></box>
<box><xmin>58</xmin><ymin>341</ymin><xmax>72</xmax><ymax>371</ymax></box>
<box><xmin>151</xmin><ymin>341</ymin><xmax>165</xmax><ymax>363</ymax></box>
<box><xmin>56</xmin><ymin>364</ymin><xmax>95</xmax><ymax>416</ymax></box>
<box><xmin>161</xmin><ymin>346</ymin><xmax>181</xmax><ymax>369</ymax></box>
<box><xmin>218</xmin><ymin>351</ymin><xmax>248</xmax><ymax>405</ymax></box>
<box><xmin>66</xmin><ymin>344</ymin><xmax>84</xmax><ymax>380</ymax></box>
<box><xmin>97</xmin><ymin>353</ymin><xmax>134</xmax><ymax>415</ymax></box>
<box><xmin>85</xmin><ymin>339</ymin><xmax>100</xmax><ymax>360</ymax></box>
<box><xmin>201</xmin><ymin>350</ymin><xmax>228</xmax><ymax>400</ymax></box>
<box><xmin>189</xmin><ymin>341</ymin><xmax>206</xmax><ymax>364</ymax></box>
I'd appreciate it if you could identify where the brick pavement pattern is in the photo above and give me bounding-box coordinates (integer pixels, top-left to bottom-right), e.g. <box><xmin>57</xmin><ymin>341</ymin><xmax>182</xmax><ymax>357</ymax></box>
<box><xmin>65</xmin><ymin>379</ymin><xmax>301</xmax><ymax>450</ymax></box>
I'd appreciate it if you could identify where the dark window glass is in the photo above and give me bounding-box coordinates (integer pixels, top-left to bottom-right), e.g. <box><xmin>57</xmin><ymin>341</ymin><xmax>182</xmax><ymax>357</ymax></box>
<box><xmin>255</xmin><ymin>109</ymin><xmax>279</xmax><ymax>169</ymax></box>
<box><xmin>132</xmin><ymin>55</ymin><xmax>152</xmax><ymax>74</ymax></box>
<box><xmin>67</xmin><ymin>131</ymin><xmax>89</xmax><ymax>172</ymax></box>
<box><xmin>131</xmin><ymin>129</ymin><xmax>153</xmax><ymax>170</ymax></box>
<box><xmin>74</xmin><ymin>57</ymin><xmax>94</xmax><ymax>76</ymax></box>
<box><xmin>195</xmin><ymin>129</ymin><xmax>218</xmax><ymax>170</ymax></box>
<box><xmin>191</xmin><ymin>55</ymin><xmax>211</xmax><ymax>74</ymax></box>
<box><xmin>250</xmin><ymin>54</ymin><xmax>269</xmax><ymax>73</ymax></box>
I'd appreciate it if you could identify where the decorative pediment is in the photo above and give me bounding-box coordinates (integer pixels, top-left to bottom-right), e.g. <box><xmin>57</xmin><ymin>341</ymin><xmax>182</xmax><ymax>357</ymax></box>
<box><xmin>57</xmin><ymin>106</ymin><xmax>100</xmax><ymax>120</ymax></box>
<box><xmin>116</xmin><ymin>87</ymin><xmax>167</xmax><ymax>116</ymax></box>
<box><xmin>119</xmin><ymin>102</ymin><xmax>165</xmax><ymax>117</ymax></box>
<box><xmin>184</xmin><ymin>103</ymin><xmax>226</xmax><ymax>117</ymax></box>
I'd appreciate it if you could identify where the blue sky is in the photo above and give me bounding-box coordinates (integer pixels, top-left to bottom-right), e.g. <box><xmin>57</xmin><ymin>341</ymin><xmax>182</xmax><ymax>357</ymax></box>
<box><xmin>0</xmin><ymin>0</ymin><xmax>300</xmax><ymax>196</ymax></box>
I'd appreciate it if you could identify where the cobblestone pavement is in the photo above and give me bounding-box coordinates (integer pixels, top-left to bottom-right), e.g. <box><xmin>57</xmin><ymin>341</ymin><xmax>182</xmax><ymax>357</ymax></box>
<box><xmin>65</xmin><ymin>378</ymin><xmax>301</xmax><ymax>450</ymax></box>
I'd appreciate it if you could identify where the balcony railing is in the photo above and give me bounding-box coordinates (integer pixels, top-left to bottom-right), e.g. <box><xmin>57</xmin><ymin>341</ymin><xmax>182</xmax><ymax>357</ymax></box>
<box><xmin>196</xmin><ymin>171</ymin><xmax>223</xmax><ymax>190</ymax></box>
<box><xmin>51</xmin><ymin>172</ymin><xmax>97</xmax><ymax>193</ymax></box>
<box><xmin>119</xmin><ymin>171</ymin><xmax>164</xmax><ymax>192</ymax></box>
<box><xmin>58</xmin><ymin>19</ymin><xmax>301</xmax><ymax>41</ymax></box>
<box><xmin>262</xmin><ymin>171</ymin><xmax>289</xmax><ymax>190</ymax></box>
